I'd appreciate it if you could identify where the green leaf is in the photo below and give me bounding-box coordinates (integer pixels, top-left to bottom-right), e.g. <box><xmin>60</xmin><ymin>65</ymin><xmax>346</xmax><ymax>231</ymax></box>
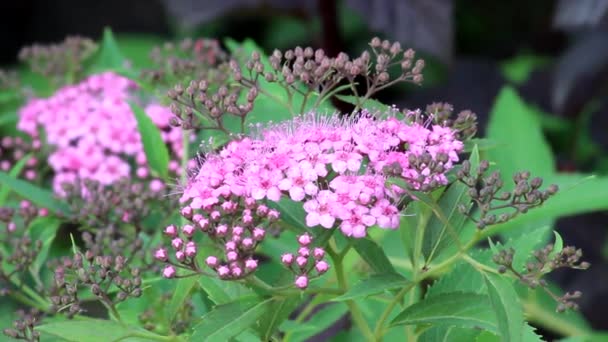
<box><xmin>549</xmin><ymin>231</ymin><xmax>564</xmax><ymax>260</ymax></box>
<box><xmin>268</xmin><ymin>198</ymin><xmax>309</xmax><ymax>234</ymax></box>
<box><xmin>332</xmin><ymin>273</ymin><xmax>410</xmax><ymax>301</ymax></box>
<box><xmin>191</xmin><ymin>297</ymin><xmax>271</xmax><ymax>341</ymax></box>
<box><xmin>89</xmin><ymin>28</ymin><xmax>127</xmax><ymax>72</ymax></box>
<box><xmin>166</xmin><ymin>276</ymin><xmax>198</xmax><ymax>323</ymax></box>
<box><xmin>335</xmin><ymin>95</ymin><xmax>390</xmax><ymax>114</ymax></box>
<box><xmin>483</xmin><ymin>273</ymin><xmax>524</xmax><ymax>342</ymax></box>
<box><xmin>28</xmin><ymin>216</ymin><xmax>61</xmax><ymax>278</ymax></box>
<box><xmin>425</xmin><ymin>260</ymin><xmax>485</xmax><ymax>298</ymax></box>
<box><xmin>352</xmin><ymin>237</ymin><xmax>396</xmax><ymax>274</ymax></box>
<box><xmin>0</xmin><ymin>171</ymin><xmax>69</xmax><ymax>215</ymax></box>
<box><xmin>129</xmin><ymin>102</ymin><xmax>170</xmax><ymax>179</ymax></box>
<box><xmin>487</xmin><ymin>86</ymin><xmax>554</xmax><ymax>189</ymax></box>
<box><xmin>198</xmin><ymin>276</ymin><xmax>253</xmax><ymax>305</ymax></box>
<box><xmin>36</xmin><ymin>318</ymin><xmax>165</xmax><ymax>342</ymax></box>
<box><xmin>422</xmin><ymin>145</ymin><xmax>479</xmax><ymax>263</ymax></box>
<box><xmin>281</xmin><ymin>302</ymin><xmax>348</xmax><ymax>342</ymax></box>
<box><xmin>510</xmin><ymin>225</ymin><xmax>549</xmax><ymax>272</ymax></box>
<box><xmin>256</xmin><ymin>296</ymin><xmax>301</xmax><ymax>341</ymax></box>
<box><xmin>501</xmin><ymin>54</ymin><xmax>551</xmax><ymax>84</ymax></box>
<box><xmin>391</xmin><ymin>292</ymin><xmax>497</xmax><ymax>333</ymax></box>
<box><xmin>0</xmin><ymin>153</ymin><xmax>31</xmax><ymax>205</ymax></box>
<box><xmin>419</xmin><ymin>326</ymin><xmax>481</xmax><ymax>342</ymax></box>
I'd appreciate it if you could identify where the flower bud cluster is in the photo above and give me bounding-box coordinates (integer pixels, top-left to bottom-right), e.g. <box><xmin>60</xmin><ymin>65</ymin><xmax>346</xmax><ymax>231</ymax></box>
<box><xmin>456</xmin><ymin>160</ymin><xmax>559</xmax><ymax>229</ymax></box>
<box><xmin>157</xmin><ymin>199</ymin><xmax>278</xmax><ymax>280</ymax></box>
<box><xmin>17</xmin><ymin>72</ymin><xmax>185</xmax><ymax>196</ymax></box>
<box><xmin>2</xmin><ymin>309</ymin><xmax>41</xmax><ymax>342</ymax></box>
<box><xmin>0</xmin><ymin>136</ymin><xmax>40</xmax><ymax>181</ymax></box>
<box><xmin>50</xmin><ymin>252</ymin><xmax>143</xmax><ymax>318</ymax></box>
<box><xmin>18</xmin><ymin>36</ymin><xmax>97</xmax><ymax>85</ymax></box>
<box><xmin>493</xmin><ymin>243</ymin><xmax>589</xmax><ymax>312</ymax></box>
<box><xmin>143</xmin><ymin>38</ymin><xmax>227</xmax><ymax>84</ymax></box>
<box><xmin>280</xmin><ymin>233</ymin><xmax>329</xmax><ymax>289</ymax></box>
<box><xmin>425</xmin><ymin>102</ymin><xmax>478</xmax><ymax>140</ymax></box>
<box><xmin>0</xmin><ymin>68</ymin><xmax>19</xmax><ymax>90</ymax></box>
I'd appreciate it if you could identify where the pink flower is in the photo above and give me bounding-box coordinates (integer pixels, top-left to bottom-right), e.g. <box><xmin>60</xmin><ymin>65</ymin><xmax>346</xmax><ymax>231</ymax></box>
<box><xmin>298</xmin><ymin>233</ymin><xmax>313</xmax><ymax>246</ymax></box>
<box><xmin>303</xmin><ymin>190</ymin><xmax>337</xmax><ymax>229</ymax></box>
<box><xmin>206</xmin><ymin>256</ymin><xmax>219</xmax><ymax>268</ymax></box>
<box><xmin>245</xmin><ymin>258</ymin><xmax>258</xmax><ymax>270</ymax></box>
<box><xmin>154</xmin><ymin>248</ymin><xmax>168</xmax><ymax>261</ymax></box>
<box><xmin>250</xmin><ymin>169</ymin><xmax>282</xmax><ymax>202</ymax></box>
<box><xmin>281</xmin><ymin>253</ymin><xmax>294</xmax><ymax>266</ymax></box>
<box><xmin>217</xmin><ymin>265</ymin><xmax>230</xmax><ymax>278</ymax></box>
<box><xmin>164</xmin><ymin>225</ymin><xmax>177</xmax><ymax>237</ymax></box>
<box><xmin>294</xmin><ymin>275</ymin><xmax>309</xmax><ymax>289</ymax></box>
<box><xmin>185</xmin><ymin>241</ymin><xmax>197</xmax><ymax>257</ymax></box>
<box><xmin>171</xmin><ymin>238</ymin><xmax>183</xmax><ymax>250</ymax></box>
<box><xmin>162</xmin><ymin>266</ymin><xmax>176</xmax><ymax>278</ymax></box>
<box><xmin>315</xmin><ymin>260</ymin><xmax>329</xmax><ymax>274</ymax></box>
<box><xmin>313</xmin><ymin>247</ymin><xmax>325</xmax><ymax>260</ymax></box>
<box><xmin>182</xmin><ymin>224</ymin><xmax>195</xmax><ymax>236</ymax></box>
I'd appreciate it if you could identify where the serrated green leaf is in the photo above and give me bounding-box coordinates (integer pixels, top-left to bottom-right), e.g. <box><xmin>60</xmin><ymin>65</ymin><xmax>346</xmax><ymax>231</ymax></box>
<box><xmin>191</xmin><ymin>297</ymin><xmax>271</xmax><ymax>341</ymax></box>
<box><xmin>333</xmin><ymin>273</ymin><xmax>410</xmax><ymax>301</ymax></box>
<box><xmin>352</xmin><ymin>237</ymin><xmax>396</xmax><ymax>274</ymax></box>
<box><xmin>483</xmin><ymin>273</ymin><xmax>524</xmax><ymax>342</ymax></box>
<box><xmin>425</xmin><ymin>260</ymin><xmax>485</xmax><ymax>298</ymax></box>
<box><xmin>36</xmin><ymin>318</ymin><xmax>166</xmax><ymax>342</ymax></box>
<box><xmin>129</xmin><ymin>102</ymin><xmax>170</xmax><ymax>179</ymax></box>
<box><xmin>0</xmin><ymin>171</ymin><xmax>69</xmax><ymax>215</ymax></box>
<box><xmin>166</xmin><ymin>276</ymin><xmax>198</xmax><ymax>323</ymax></box>
<box><xmin>198</xmin><ymin>276</ymin><xmax>252</xmax><ymax>304</ymax></box>
<box><xmin>419</xmin><ymin>326</ymin><xmax>481</xmax><ymax>342</ymax></box>
<box><xmin>391</xmin><ymin>292</ymin><xmax>497</xmax><ymax>333</ymax></box>
<box><xmin>510</xmin><ymin>225</ymin><xmax>549</xmax><ymax>272</ymax></box>
<box><xmin>335</xmin><ymin>95</ymin><xmax>389</xmax><ymax>113</ymax></box>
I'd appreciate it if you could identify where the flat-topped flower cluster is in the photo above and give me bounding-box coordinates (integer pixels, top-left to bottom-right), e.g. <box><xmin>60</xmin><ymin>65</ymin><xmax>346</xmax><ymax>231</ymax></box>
<box><xmin>17</xmin><ymin>72</ymin><xmax>184</xmax><ymax>195</ymax></box>
<box><xmin>181</xmin><ymin>112</ymin><xmax>463</xmax><ymax>239</ymax></box>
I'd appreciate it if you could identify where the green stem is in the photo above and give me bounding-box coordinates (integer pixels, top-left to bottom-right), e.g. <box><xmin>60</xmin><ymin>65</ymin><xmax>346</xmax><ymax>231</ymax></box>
<box><xmin>372</xmin><ymin>282</ymin><xmax>417</xmax><ymax>339</ymax></box>
<box><xmin>523</xmin><ymin>301</ymin><xmax>588</xmax><ymax>337</ymax></box>
<box><xmin>327</xmin><ymin>242</ymin><xmax>375</xmax><ymax>341</ymax></box>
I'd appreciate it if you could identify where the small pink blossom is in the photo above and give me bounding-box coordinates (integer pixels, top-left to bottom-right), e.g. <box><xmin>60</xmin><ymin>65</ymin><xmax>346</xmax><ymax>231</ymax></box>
<box><xmin>294</xmin><ymin>275</ymin><xmax>309</xmax><ymax>289</ymax></box>
<box><xmin>245</xmin><ymin>258</ymin><xmax>258</xmax><ymax>270</ymax></box>
<box><xmin>206</xmin><ymin>256</ymin><xmax>219</xmax><ymax>268</ymax></box>
<box><xmin>162</xmin><ymin>266</ymin><xmax>176</xmax><ymax>278</ymax></box>
<box><xmin>315</xmin><ymin>260</ymin><xmax>329</xmax><ymax>274</ymax></box>
<box><xmin>154</xmin><ymin>248</ymin><xmax>168</xmax><ymax>261</ymax></box>
<box><xmin>281</xmin><ymin>253</ymin><xmax>294</xmax><ymax>266</ymax></box>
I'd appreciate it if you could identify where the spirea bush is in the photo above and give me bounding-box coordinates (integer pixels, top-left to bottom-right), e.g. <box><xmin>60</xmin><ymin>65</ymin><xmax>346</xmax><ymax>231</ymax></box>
<box><xmin>0</xmin><ymin>30</ymin><xmax>599</xmax><ymax>342</ymax></box>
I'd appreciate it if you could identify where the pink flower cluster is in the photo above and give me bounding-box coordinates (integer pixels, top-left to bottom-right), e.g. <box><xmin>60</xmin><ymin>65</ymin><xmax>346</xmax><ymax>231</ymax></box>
<box><xmin>281</xmin><ymin>233</ymin><xmax>329</xmax><ymax>289</ymax></box>
<box><xmin>179</xmin><ymin>112</ymin><xmax>463</xmax><ymax>238</ymax></box>
<box><xmin>17</xmin><ymin>72</ymin><xmax>184</xmax><ymax>195</ymax></box>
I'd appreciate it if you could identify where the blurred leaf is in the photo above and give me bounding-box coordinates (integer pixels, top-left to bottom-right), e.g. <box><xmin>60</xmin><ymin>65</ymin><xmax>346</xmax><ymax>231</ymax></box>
<box><xmin>191</xmin><ymin>296</ymin><xmax>271</xmax><ymax>341</ymax></box>
<box><xmin>88</xmin><ymin>27</ymin><xmax>127</xmax><ymax>73</ymax></box>
<box><xmin>483</xmin><ymin>273</ymin><xmax>524</xmax><ymax>342</ymax></box>
<box><xmin>0</xmin><ymin>111</ymin><xmax>18</xmax><ymax>128</ymax></box>
<box><xmin>0</xmin><ymin>153</ymin><xmax>31</xmax><ymax>205</ymax></box>
<box><xmin>129</xmin><ymin>102</ymin><xmax>170</xmax><ymax>179</ymax></box>
<box><xmin>256</xmin><ymin>296</ymin><xmax>301</xmax><ymax>341</ymax></box>
<box><xmin>268</xmin><ymin>198</ymin><xmax>309</xmax><ymax>234</ymax></box>
<box><xmin>352</xmin><ymin>237</ymin><xmax>396</xmax><ymax>274</ymax></box>
<box><xmin>29</xmin><ymin>216</ymin><xmax>61</xmax><ymax>278</ymax></box>
<box><xmin>335</xmin><ymin>95</ymin><xmax>390</xmax><ymax>114</ymax></box>
<box><xmin>553</xmin><ymin>0</ymin><xmax>608</xmax><ymax>30</ymax></box>
<box><xmin>332</xmin><ymin>273</ymin><xmax>410</xmax><ymax>301</ymax></box>
<box><xmin>419</xmin><ymin>326</ymin><xmax>481</xmax><ymax>342</ymax></box>
<box><xmin>0</xmin><ymin>171</ymin><xmax>69</xmax><ymax>215</ymax></box>
<box><xmin>390</xmin><ymin>292</ymin><xmax>497</xmax><ymax>333</ymax></box>
<box><xmin>501</xmin><ymin>55</ymin><xmax>551</xmax><ymax>84</ymax></box>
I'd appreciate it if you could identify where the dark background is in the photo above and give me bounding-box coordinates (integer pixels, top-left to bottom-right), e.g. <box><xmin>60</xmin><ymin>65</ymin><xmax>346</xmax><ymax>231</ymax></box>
<box><xmin>1</xmin><ymin>0</ymin><xmax>607</xmax><ymax>336</ymax></box>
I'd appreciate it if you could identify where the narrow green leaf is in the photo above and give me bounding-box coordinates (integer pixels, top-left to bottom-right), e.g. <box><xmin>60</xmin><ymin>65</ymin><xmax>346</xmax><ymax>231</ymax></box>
<box><xmin>191</xmin><ymin>297</ymin><xmax>271</xmax><ymax>341</ymax></box>
<box><xmin>549</xmin><ymin>231</ymin><xmax>564</xmax><ymax>260</ymax></box>
<box><xmin>390</xmin><ymin>292</ymin><xmax>497</xmax><ymax>333</ymax></box>
<box><xmin>28</xmin><ymin>216</ymin><xmax>61</xmax><ymax>277</ymax></box>
<box><xmin>256</xmin><ymin>296</ymin><xmax>301</xmax><ymax>341</ymax></box>
<box><xmin>89</xmin><ymin>27</ymin><xmax>127</xmax><ymax>72</ymax></box>
<box><xmin>332</xmin><ymin>273</ymin><xmax>410</xmax><ymax>301</ymax></box>
<box><xmin>129</xmin><ymin>102</ymin><xmax>170</xmax><ymax>179</ymax></box>
<box><xmin>0</xmin><ymin>171</ymin><xmax>69</xmax><ymax>215</ymax></box>
<box><xmin>352</xmin><ymin>237</ymin><xmax>396</xmax><ymax>274</ymax></box>
<box><xmin>166</xmin><ymin>276</ymin><xmax>198</xmax><ymax>322</ymax></box>
<box><xmin>483</xmin><ymin>273</ymin><xmax>524</xmax><ymax>342</ymax></box>
<box><xmin>0</xmin><ymin>153</ymin><xmax>31</xmax><ymax>205</ymax></box>
<box><xmin>36</xmin><ymin>318</ymin><xmax>165</xmax><ymax>342</ymax></box>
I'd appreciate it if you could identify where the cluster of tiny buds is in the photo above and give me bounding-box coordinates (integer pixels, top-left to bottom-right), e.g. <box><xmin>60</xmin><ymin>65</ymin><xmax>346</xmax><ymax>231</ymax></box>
<box><xmin>457</xmin><ymin>160</ymin><xmax>559</xmax><ymax>229</ymax></box>
<box><xmin>143</xmin><ymin>38</ymin><xmax>227</xmax><ymax>84</ymax></box>
<box><xmin>167</xmin><ymin>76</ymin><xmax>255</xmax><ymax>131</ymax></box>
<box><xmin>280</xmin><ymin>233</ymin><xmax>329</xmax><ymax>289</ymax></box>
<box><xmin>62</xmin><ymin>178</ymin><xmax>173</xmax><ymax>228</ymax></box>
<box><xmin>0</xmin><ymin>68</ymin><xmax>19</xmax><ymax>90</ymax></box>
<box><xmin>18</xmin><ymin>36</ymin><xmax>97</xmax><ymax>84</ymax></box>
<box><xmin>0</xmin><ymin>136</ymin><xmax>41</xmax><ymax>181</ymax></box>
<box><xmin>424</xmin><ymin>102</ymin><xmax>478</xmax><ymax>140</ymax></box>
<box><xmin>2</xmin><ymin>309</ymin><xmax>41</xmax><ymax>341</ymax></box>
<box><xmin>50</xmin><ymin>252</ymin><xmax>142</xmax><ymax>318</ymax></box>
<box><xmin>0</xmin><ymin>200</ymin><xmax>49</xmax><ymax>234</ymax></box>
<box><xmin>493</xmin><ymin>244</ymin><xmax>589</xmax><ymax>312</ymax></box>
<box><xmin>81</xmin><ymin>224</ymin><xmax>145</xmax><ymax>265</ymax></box>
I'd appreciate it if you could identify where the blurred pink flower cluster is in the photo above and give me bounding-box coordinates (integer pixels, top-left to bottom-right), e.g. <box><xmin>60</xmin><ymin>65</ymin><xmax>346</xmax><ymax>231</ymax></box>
<box><xmin>17</xmin><ymin>72</ymin><xmax>184</xmax><ymax>195</ymax></box>
<box><xmin>179</xmin><ymin>112</ymin><xmax>463</xmax><ymax>240</ymax></box>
